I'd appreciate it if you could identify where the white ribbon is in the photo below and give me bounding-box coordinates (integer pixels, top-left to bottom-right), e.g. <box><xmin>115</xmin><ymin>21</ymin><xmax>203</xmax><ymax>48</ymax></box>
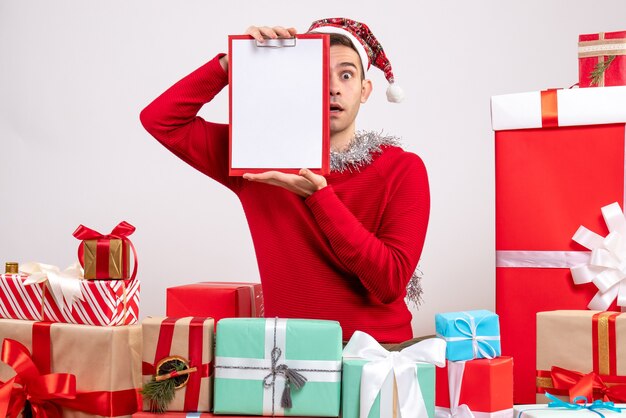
<box><xmin>437</xmin><ymin>312</ymin><xmax>500</xmax><ymax>360</ymax></box>
<box><xmin>342</xmin><ymin>331</ymin><xmax>446</xmax><ymax>418</ymax></box>
<box><xmin>434</xmin><ymin>361</ymin><xmax>475</xmax><ymax>418</ymax></box>
<box><xmin>496</xmin><ymin>250</ymin><xmax>591</xmax><ymax>268</ymax></box>
<box><xmin>570</xmin><ymin>202</ymin><xmax>626</xmax><ymax>310</ymax></box>
<box><xmin>19</xmin><ymin>262</ymin><xmax>85</xmax><ymax>312</ymax></box>
<box><xmin>215</xmin><ymin>318</ymin><xmax>341</xmax><ymax>416</ymax></box>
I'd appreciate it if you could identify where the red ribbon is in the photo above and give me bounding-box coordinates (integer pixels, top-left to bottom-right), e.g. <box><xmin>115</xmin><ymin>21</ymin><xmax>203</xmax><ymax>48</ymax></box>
<box><xmin>551</xmin><ymin>366</ymin><xmax>626</xmax><ymax>403</ymax></box>
<box><xmin>1</xmin><ymin>338</ymin><xmax>76</xmax><ymax>418</ymax></box>
<box><xmin>540</xmin><ymin>89</ymin><xmax>559</xmax><ymax>128</ymax></box>
<box><xmin>0</xmin><ymin>323</ymin><xmax>141</xmax><ymax>418</ymax></box>
<box><xmin>72</xmin><ymin>221</ymin><xmax>138</xmax><ymax>280</ymax></box>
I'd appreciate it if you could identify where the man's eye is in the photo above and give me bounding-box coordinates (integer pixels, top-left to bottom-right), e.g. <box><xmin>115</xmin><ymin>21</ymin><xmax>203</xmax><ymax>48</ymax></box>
<box><xmin>341</xmin><ymin>72</ymin><xmax>352</xmax><ymax>80</ymax></box>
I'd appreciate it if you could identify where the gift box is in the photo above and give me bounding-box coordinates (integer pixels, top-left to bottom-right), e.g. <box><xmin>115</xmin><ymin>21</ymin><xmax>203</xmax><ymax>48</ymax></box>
<box><xmin>579</xmin><ymin>31</ymin><xmax>626</xmax><ymax>88</ymax></box>
<box><xmin>491</xmin><ymin>87</ymin><xmax>626</xmax><ymax>403</ymax></box>
<box><xmin>213</xmin><ymin>317</ymin><xmax>342</xmax><ymax>416</ymax></box>
<box><xmin>342</xmin><ymin>332</ymin><xmax>445</xmax><ymax>418</ymax></box>
<box><xmin>142</xmin><ymin>317</ymin><xmax>214</xmax><ymax>412</ymax></box>
<box><xmin>0</xmin><ymin>318</ymin><xmax>142</xmax><ymax>417</ymax></box>
<box><xmin>435</xmin><ymin>357</ymin><xmax>513</xmax><ymax>418</ymax></box>
<box><xmin>435</xmin><ymin>310</ymin><xmax>501</xmax><ymax>361</ymax></box>
<box><xmin>0</xmin><ymin>263</ymin><xmax>140</xmax><ymax>326</ymax></box>
<box><xmin>166</xmin><ymin>282</ymin><xmax>263</xmax><ymax>327</ymax></box>
<box><xmin>73</xmin><ymin>221</ymin><xmax>138</xmax><ymax>280</ymax></box>
<box><xmin>536</xmin><ymin>311</ymin><xmax>626</xmax><ymax>404</ymax></box>
<box><xmin>514</xmin><ymin>399</ymin><xmax>626</xmax><ymax>417</ymax></box>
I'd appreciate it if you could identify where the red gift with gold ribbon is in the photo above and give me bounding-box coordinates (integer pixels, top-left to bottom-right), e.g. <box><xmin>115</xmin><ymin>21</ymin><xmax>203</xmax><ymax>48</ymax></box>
<box><xmin>536</xmin><ymin>310</ymin><xmax>626</xmax><ymax>404</ymax></box>
<box><xmin>490</xmin><ymin>88</ymin><xmax>626</xmax><ymax>403</ymax></box>
<box><xmin>73</xmin><ymin>221</ymin><xmax>138</xmax><ymax>280</ymax></box>
<box><xmin>0</xmin><ymin>318</ymin><xmax>142</xmax><ymax>417</ymax></box>
<box><xmin>141</xmin><ymin>317</ymin><xmax>214</xmax><ymax>412</ymax></box>
<box><xmin>579</xmin><ymin>31</ymin><xmax>626</xmax><ymax>88</ymax></box>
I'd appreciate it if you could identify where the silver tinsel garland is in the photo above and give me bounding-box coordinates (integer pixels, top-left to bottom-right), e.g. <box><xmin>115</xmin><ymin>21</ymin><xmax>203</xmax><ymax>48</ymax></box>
<box><xmin>330</xmin><ymin>130</ymin><xmax>401</xmax><ymax>172</ymax></box>
<box><xmin>330</xmin><ymin>130</ymin><xmax>423</xmax><ymax>308</ymax></box>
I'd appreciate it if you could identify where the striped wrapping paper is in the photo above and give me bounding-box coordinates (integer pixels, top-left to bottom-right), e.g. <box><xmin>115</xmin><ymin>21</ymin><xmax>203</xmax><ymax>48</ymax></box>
<box><xmin>0</xmin><ymin>273</ymin><xmax>139</xmax><ymax>326</ymax></box>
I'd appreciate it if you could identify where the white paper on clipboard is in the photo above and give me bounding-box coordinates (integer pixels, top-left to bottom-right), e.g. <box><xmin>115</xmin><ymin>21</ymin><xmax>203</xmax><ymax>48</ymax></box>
<box><xmin>229</xmin><ymin>34</ymin><xmax>329</xmax><ymax>175</ymax></box>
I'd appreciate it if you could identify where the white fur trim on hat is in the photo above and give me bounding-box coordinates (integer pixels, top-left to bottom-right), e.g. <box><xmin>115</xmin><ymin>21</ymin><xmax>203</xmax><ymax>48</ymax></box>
<box><xmin>308</xmin><ymin>26</ymin><xmax>369</xmax><ymax>74</ymax></box>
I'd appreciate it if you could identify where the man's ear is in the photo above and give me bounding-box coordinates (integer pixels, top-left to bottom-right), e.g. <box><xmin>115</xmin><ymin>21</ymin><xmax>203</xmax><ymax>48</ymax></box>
<box><xmin>361</xmin><ymin>79</ymin><xmax>373</xmax><ymax>103</ymax></box>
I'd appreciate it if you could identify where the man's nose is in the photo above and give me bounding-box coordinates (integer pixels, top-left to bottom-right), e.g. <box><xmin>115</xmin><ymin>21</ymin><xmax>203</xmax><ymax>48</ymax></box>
<box><xmin>329</xmin><ymin>75</ymin><xmax>341</xmax><ymax>96</ymax></box>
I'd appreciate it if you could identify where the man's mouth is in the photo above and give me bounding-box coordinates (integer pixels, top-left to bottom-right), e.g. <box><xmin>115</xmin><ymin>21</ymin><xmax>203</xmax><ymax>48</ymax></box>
<box><xmin>330</xmin><ymin>103</ymin><xmax>344</xmax><ymax>113</ymax></box>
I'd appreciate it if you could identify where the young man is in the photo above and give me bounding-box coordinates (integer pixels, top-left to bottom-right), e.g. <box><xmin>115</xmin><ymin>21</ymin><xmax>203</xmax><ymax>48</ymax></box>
<box><xmin>140</xmin><ymin>18</ymin><xmax>430</xmax><ymax>343</ymax></box>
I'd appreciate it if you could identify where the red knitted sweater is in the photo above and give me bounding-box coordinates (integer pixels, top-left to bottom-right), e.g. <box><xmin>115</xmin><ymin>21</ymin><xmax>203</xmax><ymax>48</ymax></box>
<box><xmin>140</xmin><ymin>54</ymin><xmax>430</xmax><ymax>343</ymax></box>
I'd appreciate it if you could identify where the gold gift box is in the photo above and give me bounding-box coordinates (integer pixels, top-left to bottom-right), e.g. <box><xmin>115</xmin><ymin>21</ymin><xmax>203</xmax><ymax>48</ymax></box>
<box><xmin>83</xmin><ymin>238</ymin><xmax>130</xmax><ymax>280</ymax></box>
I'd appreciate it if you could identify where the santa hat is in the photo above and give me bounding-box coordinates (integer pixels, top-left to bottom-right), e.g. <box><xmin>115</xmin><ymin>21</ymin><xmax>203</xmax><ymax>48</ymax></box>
<box><xmin>307</xmin><ymin>17</ymin><xmax>405</xmax><ymax>103</ymax></box>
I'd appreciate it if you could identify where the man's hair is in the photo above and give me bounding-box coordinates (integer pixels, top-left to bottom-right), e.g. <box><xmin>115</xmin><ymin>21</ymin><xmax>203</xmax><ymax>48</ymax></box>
<box><xmin>329</xmin><ymin>33</ymin><xmax>365</xmax><ymax>80</ymax></box>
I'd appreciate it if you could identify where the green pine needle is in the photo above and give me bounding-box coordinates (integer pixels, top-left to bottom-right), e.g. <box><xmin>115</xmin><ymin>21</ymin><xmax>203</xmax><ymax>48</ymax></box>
<box><xmin>590</xmin><ymin>55</ymin><xmax>616</xmax><ymax>86</ymax></box>
<box><xmin>141</xmin><ymin>377</ymin><xmax>177</xmax><ymax>413</ymax></box>
<box><xmin>141</xmin><ymin>359</ymin><xmax>189</xmax><ymax>413</ymax></box>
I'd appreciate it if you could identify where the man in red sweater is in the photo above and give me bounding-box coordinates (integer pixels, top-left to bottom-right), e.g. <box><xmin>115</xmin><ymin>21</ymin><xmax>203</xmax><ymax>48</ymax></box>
<box><xmin>140</xmin><ymin>18</ymin><xmax>430</xmax><ymax>343</ymax></box>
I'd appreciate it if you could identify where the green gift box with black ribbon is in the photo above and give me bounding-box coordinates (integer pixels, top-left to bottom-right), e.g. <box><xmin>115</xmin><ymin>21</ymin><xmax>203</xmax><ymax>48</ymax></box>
<box><xmin>213</xmin><ymin>317</ymin><xmax>342</xmax><ymax>416</ymax></box>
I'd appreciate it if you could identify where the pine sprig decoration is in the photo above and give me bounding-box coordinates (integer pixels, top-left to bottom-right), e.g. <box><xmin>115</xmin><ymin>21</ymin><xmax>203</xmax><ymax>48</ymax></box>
<box><xmin>142</xmin><ymin>377</ymin><xmax>177</xmax><ymax>413</ymax></box>
<box><xmin>590</xmin><ymin>55</ymin><xmax>616</xmax><ymax>86</ymax></box>
<box><xmin>141</xmin><ymin>358</ymin><xmax>188</xmax><ymax>413</ymax></box>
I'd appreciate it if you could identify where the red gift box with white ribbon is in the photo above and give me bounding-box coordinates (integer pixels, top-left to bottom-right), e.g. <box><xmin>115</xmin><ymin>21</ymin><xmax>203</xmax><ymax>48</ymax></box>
<box><xmin>490</xmin><ymin>87</ymin><xmax>626</xmax><ymax>403</ymax></box>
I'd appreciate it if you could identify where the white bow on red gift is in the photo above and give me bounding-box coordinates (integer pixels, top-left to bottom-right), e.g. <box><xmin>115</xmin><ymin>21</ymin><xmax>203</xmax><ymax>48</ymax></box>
<box><xmin>571</xmin><ymin>202</ymin><xmax>626</xmax><ymax>310</ymax></box>
<box><xmin>343</xmin><ymin>331</ymin><xmax>446</xmax><ymax>418</ymax></box>
<box><xmin>19</xmin><ymin>262</ymin><xmax>85</xmax><ymax>311</ymax></box>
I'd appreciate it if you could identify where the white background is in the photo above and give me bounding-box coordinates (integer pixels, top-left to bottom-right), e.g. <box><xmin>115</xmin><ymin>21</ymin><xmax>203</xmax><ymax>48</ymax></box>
<box><xmin>1</xmin><ymin>0</ymin><xmax>625</xmax><ymax>337</ymax></box>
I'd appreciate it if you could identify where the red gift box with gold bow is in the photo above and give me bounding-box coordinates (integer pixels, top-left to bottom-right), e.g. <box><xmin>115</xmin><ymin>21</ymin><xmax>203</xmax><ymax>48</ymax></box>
<box><xmin>73</xmin><ymin>221</ymin><xmax>138</xmax><ymax>280</ymax></box>
<box><xmin>0</xmin><ymin>318</ymin><xmax>142</xmax><ymax>417</ymax></box>
<box><xmin>536</xmin><ymin>310</ymin><xmax>626</xmax><ymax>404</ymax></box>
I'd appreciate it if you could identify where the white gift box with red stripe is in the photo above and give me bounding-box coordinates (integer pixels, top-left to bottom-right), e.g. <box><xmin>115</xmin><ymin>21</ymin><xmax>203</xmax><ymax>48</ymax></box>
<box><xmin>0</xmin><ymin>272</ymin><xmax>139</xmax><ymax>326</ymax></box>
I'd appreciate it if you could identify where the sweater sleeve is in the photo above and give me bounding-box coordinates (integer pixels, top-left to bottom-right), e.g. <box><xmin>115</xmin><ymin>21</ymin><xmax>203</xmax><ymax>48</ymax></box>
<box><xmin>139</xmin><ymin>54</ymin><xmax>242</xmax><ymax>191</ymax></box>
<box><xmin>305</xmin><ymin>153</ymin><xmax>430</xmax><ymax>304</ymax></box>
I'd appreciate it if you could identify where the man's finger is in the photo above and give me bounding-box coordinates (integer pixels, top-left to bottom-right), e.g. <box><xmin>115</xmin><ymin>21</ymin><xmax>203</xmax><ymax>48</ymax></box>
<box><xmin>299</xmin><ymin>168</ymin><xmax>324</xmax><ymax>186</ymax></box>
<box><xmin>273</xmin><ymin>26</ymin><xmax>293</xmax><ymax>38</ymax></box>
<box><xmin>245</xmin><ymin>26</ymin><xmax>264</xmax><ymax>42</ymax></box>
<box><xmin>258</xmin><ymin>26</ymin><xmax>278</xmax><ymax>39</ymax></box>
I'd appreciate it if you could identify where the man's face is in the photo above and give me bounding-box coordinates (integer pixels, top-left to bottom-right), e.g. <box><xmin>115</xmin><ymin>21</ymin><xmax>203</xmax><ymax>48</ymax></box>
<box><xmin>328</xmin><ymin>45</ymin><xmax>372</xmax><ymax>137</ymax></box>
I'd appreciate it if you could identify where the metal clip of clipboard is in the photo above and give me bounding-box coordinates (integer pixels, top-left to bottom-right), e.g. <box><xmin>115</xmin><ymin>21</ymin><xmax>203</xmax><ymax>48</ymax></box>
<box><xmin>255</xmin><ymin>37</ymin><xmax>297</xmax><ymax>48</ymax></box>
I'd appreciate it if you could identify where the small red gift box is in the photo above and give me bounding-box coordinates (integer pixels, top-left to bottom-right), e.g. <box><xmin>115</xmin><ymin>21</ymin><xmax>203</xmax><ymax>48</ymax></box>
<box><xmin>491</xmin><ymin>88</ymin><xmax>626</xmax><ymax>403</ymax></box>
<box><xmin>579</xmin><ymin>31</ymin><xmax>626</xmax><ymax>87</ymax></box>
<box><xmin>436</xmin><ymin>357</ymin><xmax>513</xmax><ymax>417</ymax></box>
<box><xmin>73</xmin><ymin>221</ymin><xmax>138</xmax><ymax>280</ymax></box>
<box><xmin>166</xmin><ymin>282</ymin><xmax>263</xmax><ymax>328</ymax></box>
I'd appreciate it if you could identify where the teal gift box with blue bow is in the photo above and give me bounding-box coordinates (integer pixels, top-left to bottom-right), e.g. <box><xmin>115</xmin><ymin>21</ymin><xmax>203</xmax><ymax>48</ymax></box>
<box><xmin>435</xmin><ymin>310</ymin><xmax>501</xmax><ymax>361</ymax></box>
<box><xmin>213</xmin><ymin>317</ymin><xmax>342</xmax><ymax>416</ymax></box>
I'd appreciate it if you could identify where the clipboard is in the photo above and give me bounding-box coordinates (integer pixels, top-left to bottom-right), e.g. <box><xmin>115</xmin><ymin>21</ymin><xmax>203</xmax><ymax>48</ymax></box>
<box><xmin>228</xmin><ymin>34</ymin><xmax>330</xmax><ymax>176</ymax></box>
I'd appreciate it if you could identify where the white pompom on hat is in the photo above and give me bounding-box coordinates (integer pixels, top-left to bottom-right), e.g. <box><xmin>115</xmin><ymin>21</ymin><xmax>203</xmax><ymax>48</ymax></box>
<box><xmin>308</xmin><ymin>17</ymin><xmax>404</xmax><ymax>103</ymax></box>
